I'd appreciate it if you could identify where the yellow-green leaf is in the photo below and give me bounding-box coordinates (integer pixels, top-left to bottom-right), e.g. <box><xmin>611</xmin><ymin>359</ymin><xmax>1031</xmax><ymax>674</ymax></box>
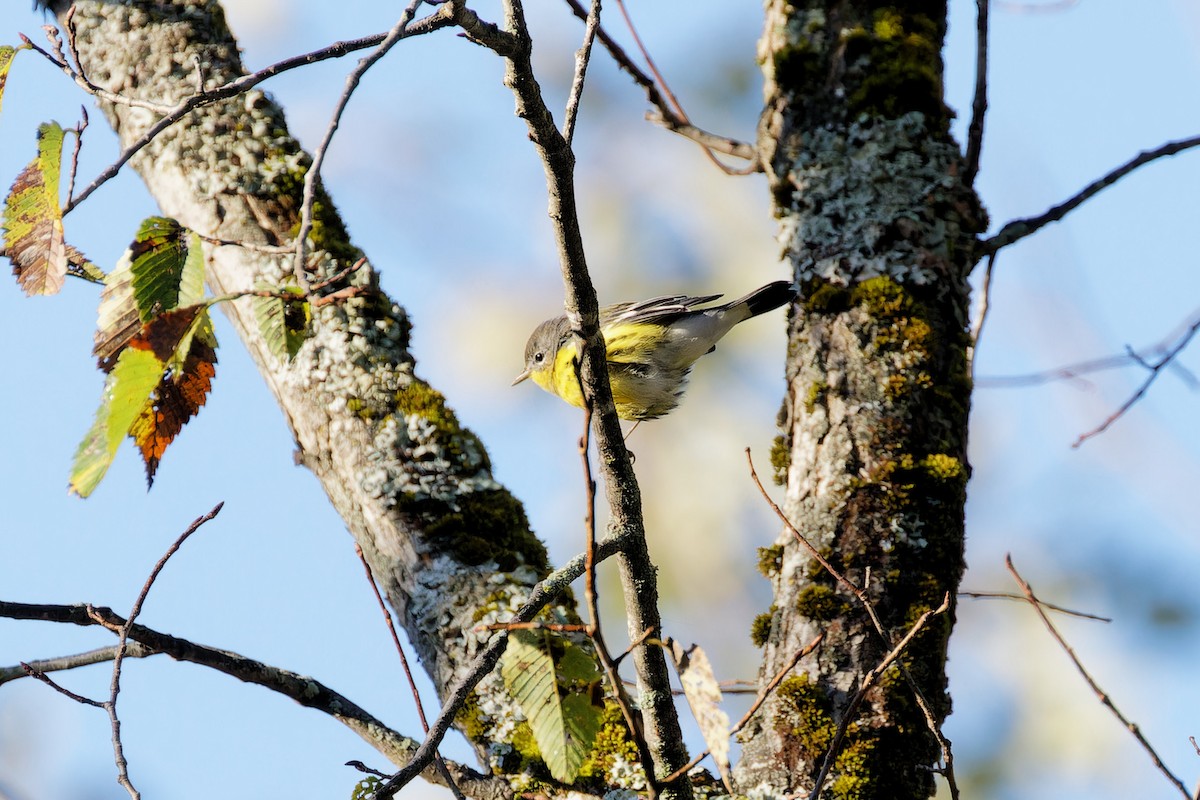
<box><xmin>0</xmin><ymin>46</ymin><xmax>17</xmax><ymax>116</ymax></box>
<box><xmin>70</xmin><ymin>347</ymin><xmax>164</xmax><ymax>497</ymax></box>
<box><xmin>4</xmin><ymin>121</ymin><xmax>67</xmax><ymax>295</ymax></box>
<box><xmin>500</xmin><ymin>630</ymin><xmax>601</xmax><ymax>783</ymax></box>
<box><xmin>253</xmin><ymin>283</ymin><xmax>310</xmax><ymax>361</ymax></box>
<box><xmin>128</xmin><ymin>217</ymin><xmax>202</xmax><ymax>319</ymax></box>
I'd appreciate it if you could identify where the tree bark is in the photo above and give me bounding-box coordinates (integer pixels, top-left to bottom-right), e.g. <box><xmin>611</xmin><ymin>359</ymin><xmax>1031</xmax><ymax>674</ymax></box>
<box><xmin>740</xmin><ymin>3</ymin><xmax>985</xmax><ymax>797</ymax></box>
<box><xmin>58</xmin><ymin>0</ymin><xmax>564</xmax><ymax>771</ymax></box>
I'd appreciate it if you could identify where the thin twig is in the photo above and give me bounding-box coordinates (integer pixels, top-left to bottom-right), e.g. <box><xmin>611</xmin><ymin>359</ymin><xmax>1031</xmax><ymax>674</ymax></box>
<box><xmin>60</xmin><ymin>11</ymin><xmax>454</xmax><ymax>214</ymax></box>
<box><xmin>294</xmin><ymin>0</ymin><xmax>428</xmax><ymax>288</ymax></box>
<box><xmin>662</xmin><ymin>632</ymin><xmax>824</xmax><ymax>784</ymax></box>
<box><xmin>963</xmin><ymin>0</ymin><xmax>988</xmax><ymax>186</ymax></box>
<box><xmin>20</xmin><ymin>32</ymin><xmax>174</xmax><ymax>114</ymax></box>
<box><xmin>1073</xmin><ymin>312</ymin><xmax>1200</xmax><ymax>447</ymax></box>
<box><xmin>960</xmin><ymin>590</ymin><xmax>1112</xmax><ymax>622</ymax></box>
<box><xmin>21</xmin><ymin>662</ymin><xmax>105</xmax><ymax>707</ymax></box>
<box><xmin>984</xmin><ymin>134</ymin><xmax>1200</xmax><ymax>254</ymax></box>
<box><xmin>614</xmin><ymin>624</ymin><xmax>657</xmax><ymax>667</ymax></box>
<box><xmin>968</xmin><ymin>250</ymin><xmax>996</xmax><ymax>380</ymax></box>
<box><xmin>562</xmin><ymin>0</ymin><xmax>758</xmax><ymax>169</ymax></box>
<box><xmin>473</xmin><ymin>0</ymin><xmax>693</xmax><ymax>793</ymax></box>
<box><xmin>610</xmin><ymin>0</ymin><xmax>748</xmax><ymax>175</ymax></box>
<box><xmin>354</xmin><ymin>544</ymin><xmax>464</xmax><ymax>800</ymax></box>
<box><xmin>194</xmin><ymin>232</ymin><xmax>295</xmax><ymax>255</ymax></box>
<box><xmin>107</xmin><ymin>502</ymin><xmax>224</xmax><ymax>799</ymax></box>
<box><xmin>371</xmin><ymin>521</ymin><xmax>642</xmax><ymax>798</ymax></box>
<box><xmin>562</xmin><ymin>0</ymin><xmax>601</xmax><ymax>146</ymax></box>
<box><xmin>1005</xmin><ymin>555</ymin><xmax>1192</xmax><ymax>799</ymax></box>
<box><xmin>2</xmin><ymin>643</ymin><xmax>154</xmax><ymax>686</ymax></box>
<box><xmin>808</xmin><ymin>595</ymin><xmax>952</xmax><ymax>800</ymax></box>
<box><xmin>0</xmin><ymin>600</ymin><xmax>500</xmax><ymax>797</ymax></box>
<box><xmin>65</xmin><ymin>106</ymin><xmax>88</xmax><ymax>207</ymax></box>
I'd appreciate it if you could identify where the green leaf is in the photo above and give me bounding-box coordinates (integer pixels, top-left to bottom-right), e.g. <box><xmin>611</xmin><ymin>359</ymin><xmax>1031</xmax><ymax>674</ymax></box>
<box><xmin>0</xmin><ymin>46</ymin><xmax>17</xmax><ymax>116</ymax></box>
<box><xmin>500</xmin><ymin>630</ymin><xmax>601</xmax><ymax>783</ymax></box>
<box><xmin>127</xmin><ymin>217</ymin><xmax>201</xmax><ymax>320</ymax></box>
<box><xmin>69</xmin><ymin>346</ymin><xmax>163</xmax><ymax>497</ymax></box>
<box><xmin>4</xmin><ymin>121</ymin><xmax>68</xmax><ymax>295</ymax></box>
<box><xmin>253</xmin><ymin>283</ymin><xmax>310</xmax><ymax>361</ymax></box>
<box><xmin>349</xmin><ymin>776</ymin><xmax>381</xmax><ymax>800</ymax></box>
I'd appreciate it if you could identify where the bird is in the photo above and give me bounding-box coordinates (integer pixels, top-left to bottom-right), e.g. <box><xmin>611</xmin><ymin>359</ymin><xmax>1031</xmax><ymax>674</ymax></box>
<box><xmin>512</xmin><ymin>280</ymin><xmax>796</xmax><ymax>420</ymax></box>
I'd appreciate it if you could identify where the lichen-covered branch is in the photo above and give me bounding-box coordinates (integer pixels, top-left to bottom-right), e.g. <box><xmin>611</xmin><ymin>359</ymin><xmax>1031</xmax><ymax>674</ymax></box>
<box><xmin>55</xmin><ymin>0</ymin><xmax>571</xmax><ymax>777</ymax></box>
<box><xmin>741</xmin><ymin>3</ymin><xmax>985</xmax><ymax>797</ymax></box>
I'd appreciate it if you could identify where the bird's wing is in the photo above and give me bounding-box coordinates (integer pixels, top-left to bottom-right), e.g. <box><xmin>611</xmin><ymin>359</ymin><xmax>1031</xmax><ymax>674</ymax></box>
<box><xmin>602</xmin><ymin>293</ymin><xmax>723</xmax><ymax>328</ymax></box>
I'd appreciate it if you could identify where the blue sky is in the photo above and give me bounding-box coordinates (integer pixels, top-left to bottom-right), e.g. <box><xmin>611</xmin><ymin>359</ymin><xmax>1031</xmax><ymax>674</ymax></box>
<box><xmin>2</xmin><ymin>3</ymin><xmax>1199</xmax><ymax>799</ymax></box>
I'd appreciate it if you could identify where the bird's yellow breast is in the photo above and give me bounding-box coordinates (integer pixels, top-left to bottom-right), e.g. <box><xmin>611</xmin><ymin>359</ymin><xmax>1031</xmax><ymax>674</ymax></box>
<box><xmin>530</xmin><ymin>323</ymin><xmax>673</xmax><ymax>419</ymax></box>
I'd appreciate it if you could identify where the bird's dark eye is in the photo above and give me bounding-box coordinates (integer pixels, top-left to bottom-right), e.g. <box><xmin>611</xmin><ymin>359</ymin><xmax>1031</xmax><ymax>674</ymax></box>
<box><xmin>534</xmin><ymin>352</ymin><xmax>545</xmax><ymax>363</ymax></box>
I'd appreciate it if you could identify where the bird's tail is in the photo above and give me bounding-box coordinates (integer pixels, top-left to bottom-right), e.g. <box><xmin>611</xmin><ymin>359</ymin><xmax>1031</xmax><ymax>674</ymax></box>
<box><xmin>731</xmin><ymin>280</ymin><xmax>797</xmax><ymax>319</ymax></box>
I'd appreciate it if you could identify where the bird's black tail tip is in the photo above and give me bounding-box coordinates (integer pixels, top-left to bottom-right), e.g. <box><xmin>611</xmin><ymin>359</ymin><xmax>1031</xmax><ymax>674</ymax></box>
<box><xmin>742</xmin><ymin>280</ymin><xmax>798</xmax><ymax>317</ymax></box>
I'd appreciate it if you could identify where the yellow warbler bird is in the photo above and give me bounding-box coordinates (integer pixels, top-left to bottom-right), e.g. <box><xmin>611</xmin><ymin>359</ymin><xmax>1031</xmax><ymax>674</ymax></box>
<box><xmin>512</xmin><ymin>281</ymin><xmax>796</xmax><ymax>420</ymax></box>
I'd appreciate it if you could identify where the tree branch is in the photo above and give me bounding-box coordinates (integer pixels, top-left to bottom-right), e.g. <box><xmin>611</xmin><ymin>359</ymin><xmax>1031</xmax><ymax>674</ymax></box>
<box><xmin>963</xmin><ymin>0</ymin><xmax>988</xmax><ymax>186</ymax></box>
<box><xmin>0</xmin><ymin>600</ymin><xmax>506</xmax><ymax>798</ymax></box>
<box><xmin>983</xmin><ymin>134</ymin><xmax>1200</xmax><ymax>254</ymax></box>
<box><xmin>561</xmin><ymin>0</ymin><xmax>757</xmax><ymax>168</ymax></box>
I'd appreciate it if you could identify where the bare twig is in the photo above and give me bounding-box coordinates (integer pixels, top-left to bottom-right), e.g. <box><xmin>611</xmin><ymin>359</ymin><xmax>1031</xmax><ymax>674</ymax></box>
<box><xmin>294</xmin><ymin>0</ymin><xmax>428</xmax><ymax>288</ymax></box>
<box><xmin>354</xmin><ymin>544</ymin><xmax>464</xmax><ymax>800</ymax></box>
<box><xmin>662</xmin><ymin>632</ymin><xmax>825</xmax><ymax>784</ymax></box>
<box><xmin>808</xmin><ymin>595</ymin><xmax>952</xmax><ymax>800</ymax></box>
<box><xmin>562</xmin><ymin>0</ymin><xmax>758</xmax><ymax>169</ymax></box>
<box><xmin>2</xmin><ymin>644</ymin><xmax>153</xmax><ymax>686</ymax></box>
<box><xmin>371</xmin><ymin>522</ymin><xmax>642</xmax><ymax>798</ymax></box>
<box><xmin>963</xmin><ymin>0</ymin><xmax>988</xmax><ymax>186</ymax></box>
<box><xmin>65</xmin><ymin>106</ymin><xmax>89</xmax><ymax>206</ymax></box>
<box><xmin>21</xmin><ymin>662</ymin><xmax>105</xmax><ymax>707</ymax></box>
<box><xmin>20</xmin><ymin>31</ymin><xmax>173</xmax><ymax>114</ymax></box>
<box><xmin>193</xmin><ymin>232</ymin><xmax>295</xmax><ymax>255</ymax></box>
<box><xmin>1072</xmin><ymin>311</ymin><xmax>1200</xmax><ymax>447</ymax></box>
<box><xmin>609</xmin><ymin>0</ymin><xmax>750</xmax><ymax>175</ymax></box>
<box><xmin>960</xmin><ymin>590</ymin><xmax>1112</xmax><ymax>622</ymax></box>
<box><xmin>562</xmin><ymin>0</ymin><xmax>601</xmax><ymax>146</ymax></box>
<box><xmin>984</xmin><ymin>134</ymin><xmax>1200</xmax><ymax>254</ymax></box>
<box><xmin>479</xmin><ymin>621</ymin><xmax>590</xmax><ymax>633</ymax></box>
<box><xmin>0</xmin><ymin>601</ymin><xmax>500</xmax><ymax>796</ymax></box>
<box><xmin>1006</xmin><ymin>555</ymin><xmax>1192</xmax><ymax>799</ymax></box>
<box><xmin>60</xmin><ymin>11</ymin><xmax>454</xmax><ymax>214</ymax></box>
<box><xmin>968</xmin><ymin>250</ymin><xmax>996</xmax><ymax>379</ymax></box>
<box><xmin>615</xmin><ymin>624</ymin><xmax>657</xmax><ymax>666</ymax></box>
<box><xmin>105</xmin><ymin>502</ymin><xmax>224</xmax><ymax>799</ymax></box>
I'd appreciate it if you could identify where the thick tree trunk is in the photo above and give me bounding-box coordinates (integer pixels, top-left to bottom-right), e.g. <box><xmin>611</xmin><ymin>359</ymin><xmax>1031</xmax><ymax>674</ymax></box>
<box><xmin>59</xmin><ymin>0</ymin><xmax>564</xmax><ymax>769</ymax></box>
<box><xmin>739</xmin><ymin>3</ymin><xmax>985</xmax><ymax>797</ymax></box>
